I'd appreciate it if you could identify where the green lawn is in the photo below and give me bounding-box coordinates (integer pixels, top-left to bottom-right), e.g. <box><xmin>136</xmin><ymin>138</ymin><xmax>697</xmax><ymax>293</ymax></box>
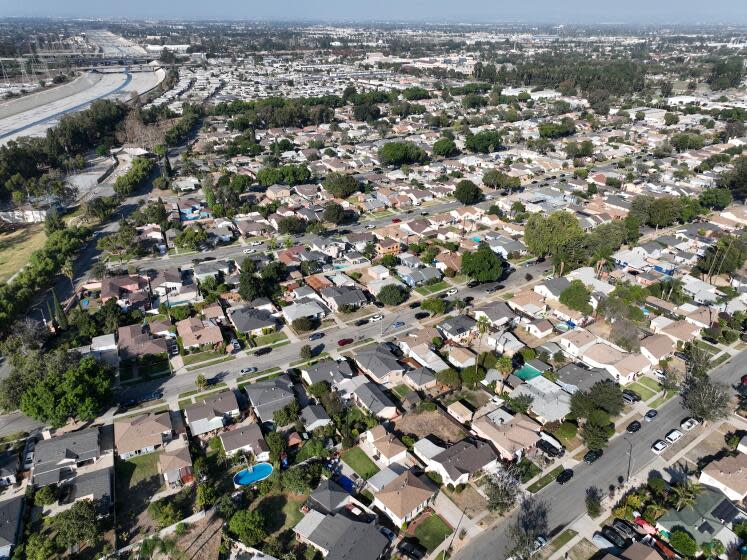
<box><xmin>637</xmin><ymin>376</ymin><xmax>662</xmax><ymax>392</ymax></box>
<box><xmin>252</xmin><ymin>492</ymin><xmax>307</xmax><ymax>536</ymax></box>
<box><xmin>185</xmin><ymin>355</ymin><xmax>235</xmax><ymax>371</ymax></box>
<box><xmin>341</xmin><ymin>447</ymin><xmax>380</xmax><ymax>479</ymax></box>
<box><xmin>415</xmin><ymin>281</ymin><xmax>449</xmax><ymax>296</ymax></box>
<box><xmin>178</xmin><ymin>398</ymin><xmax>194</xmax><ymax>410</ymax></box>
<box><xmin>516</xmin><ymin>459</ymin><xmax>541</xmax><ymax>483</ymax></box>
<box><xmin>182</xmin><ymin>351</ymin><xmax>226</xmax><ymax>365</ymax></box>
<box><xmin>694</xmin><ymin>340</ymin><xmax>720</xmax><ymax>354</ymax></box>
<box><xmin>710</xmin><ymin>353</ymin><xmax>730</xmax><ymax>369</ymax></box>
<box><xmin>0</xmin><ymin>224</ymin><xmax>46</xmax><ymax>283</ymax></box>
<box><xmin>527</xmin><ymin>466</ymin><xmax>564</xmax><ymax>493</ymax></box>
<box><xmin>537</xmin><ymin>529</ymin><xmax>578</xmax><ymax>560</ymax></box>
<box><xmin>413</xmin><ymin>513</ymin><xmax>452</xmax><ymax>552</ymax></box>
<box><xmin>626</xmin><ymin>381</ymin><xmax>657</xmax><ymax>402</ymax></box>
<box><xmin>116</xmin><ymin>453</ymin><xmax>161</xmax><ymax>490</ymax></box>
<box><xmin>254</xmin><ymin>331</ymin><xmax>288</xmax><ymax>347</ymax></box>
<box><xmin>393</xmin><ymin>384</ymin><xmax>413</xmax><ymax>398</ymax></box>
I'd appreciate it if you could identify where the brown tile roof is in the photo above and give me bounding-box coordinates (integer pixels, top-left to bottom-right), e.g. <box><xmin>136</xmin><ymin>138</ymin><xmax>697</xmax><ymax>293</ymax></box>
<box><xmin>375</xmin><ymin>471</ymin><xmax>435</xmax><ymax>519</ymax></box>
<box><xmin>114</xmin><ymin>412</ymin><xmax>173</xmax><ymax>455</ymax></box>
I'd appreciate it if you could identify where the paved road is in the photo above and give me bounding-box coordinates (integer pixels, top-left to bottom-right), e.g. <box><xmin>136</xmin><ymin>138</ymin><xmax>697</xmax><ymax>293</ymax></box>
<box><xmin>454</xmin><ymin>351</ymin><xmax>746</xmax><ymax>560</ymax></box>
<box><xmin>118</xmin><ymin>260</ymin><xmax>551</xmax><ymax>404</ymax></box>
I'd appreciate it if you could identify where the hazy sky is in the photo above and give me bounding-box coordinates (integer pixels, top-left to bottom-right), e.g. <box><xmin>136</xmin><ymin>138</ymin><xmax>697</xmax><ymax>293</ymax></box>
<box><xmin>3</xmin><ymin>0</ymin><xmax>747</xmax><ymax>24</ymax></box>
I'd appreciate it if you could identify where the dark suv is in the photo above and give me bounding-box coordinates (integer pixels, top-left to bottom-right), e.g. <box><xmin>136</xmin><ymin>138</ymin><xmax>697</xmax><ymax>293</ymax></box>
<box><xmin>537</xmin><ymin>439</ymin><xmax>564</xmax><ymax>458</ymax></box>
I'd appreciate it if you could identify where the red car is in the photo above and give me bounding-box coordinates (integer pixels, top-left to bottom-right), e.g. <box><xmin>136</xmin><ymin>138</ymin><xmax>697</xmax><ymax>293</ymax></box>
<box><xmin>337</xmin><ymin>338</ymin><xmax>354</xmax><ymax>347</ymax></box>
<box><xmin>391</xmin><ymin>217</ymin><xmax>402</xmax><ymax>223</ymax></box>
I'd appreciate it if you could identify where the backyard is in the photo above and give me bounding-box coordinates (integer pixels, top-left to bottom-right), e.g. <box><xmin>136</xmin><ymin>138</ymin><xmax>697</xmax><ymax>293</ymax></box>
<box><xmin>395</xmin><ymin>408</ymin><xmax>468</xmax><ymax>444</ymax></box>
<box><xmin>251</xmin><ymin>492</ymin><xmax>307</xmax><ymax>537</ymax></box>
<box><xmin>341</xmin><ymin>446</ymin><xmax>380</xmax><ymax>479</ymax></box>
<box><xmin>115</xmin><ymin>453</ymin><xmax>164</xmax><ymax>544</ymax></box>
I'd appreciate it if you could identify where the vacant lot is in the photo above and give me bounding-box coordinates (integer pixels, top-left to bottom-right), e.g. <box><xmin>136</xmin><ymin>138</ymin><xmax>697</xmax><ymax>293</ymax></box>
<box><xmin>115</xmin><ymin>453</ymin><xmax>164</xmax><ymax>544</ymax></box>
<box><xmin>395</xmin><ymin>408</ymin><xmax>467</xmax><ymax>444</ymax></box>
<box><xmin>443</xmin><ymin>484</ymin><xmax>488</xmax><ymax>519</ymax></box>
<box><xmin>0</xmin><ymin>224</ymin><xmax>46</xmax><ymax>283</ymax></box>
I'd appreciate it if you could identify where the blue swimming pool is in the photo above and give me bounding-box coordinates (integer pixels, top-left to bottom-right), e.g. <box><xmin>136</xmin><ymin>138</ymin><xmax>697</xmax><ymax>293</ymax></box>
<box><xmin>233</xmin><ymin>462</ymin><xmax>274</xmax><ymax>487</ymax></box>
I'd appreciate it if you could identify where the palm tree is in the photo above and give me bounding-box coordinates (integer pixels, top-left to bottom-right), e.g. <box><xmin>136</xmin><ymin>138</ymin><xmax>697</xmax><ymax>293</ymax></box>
<box><xmin>62</xmin><ymin>258</ymin><xmax>75</xmax><ymax>292</ymax></box>
<box><xmin>671</xmin><ymin>479</ymin><xmax>703</xmax><ymax>511</ymax></box>
<box><xmin>476</xmin><ymin>315</ymin><xmax>490</xmax><ymax>350</ymax></box>
<box><xmin>497</xmin><ymin>354</ymin><xmax>513</xmax><ymax>395</ymax></box>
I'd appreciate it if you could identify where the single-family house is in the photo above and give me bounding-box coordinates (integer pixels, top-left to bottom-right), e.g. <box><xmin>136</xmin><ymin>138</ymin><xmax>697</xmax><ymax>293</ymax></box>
<box><xmin>372</xmin><ymin>470</ymin><xmax>436</xmax><ymax>528</ymax></box>
<box><xmin>114</xmin><ymin>412</ymin><xmax>174</xmax><ymax>459</ymax></box>
<box><xmin>219</xmin><ymin>421</ymin><xmax>270</xmax><ymax>461</ymax></box>
<box><xmin>698</xmin><ymin>453</ymin><xmax>747</xmax><ymax>502</ymax></box>
<box><xmin>245</xmin><ymin>375</ymin><xmax>296</xmax><ymax>425</ymax></box>
<box><xmin>425</xmin><ymin>439</ymin><xmax>498</xmax><ymax>487</ymax></box>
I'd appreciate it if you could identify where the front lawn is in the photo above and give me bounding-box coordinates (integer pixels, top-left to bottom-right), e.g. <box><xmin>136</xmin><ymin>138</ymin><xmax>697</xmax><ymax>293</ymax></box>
<box><xmin>415</xmin><ymin>281</ymin><xmax>449</xmax><ymax>296</ymax></box>
<box><xmin>649</xmin><ymin>390</ymin><xmax>676</xmax><ymax>409</ymax></box>
<box><xmin>636</xmin><ymin>376</ymin><xmax>662</xmax><ymax>393</ymax></box>
<box><xmin>254</xmin><ymin>331</ymin><xmax>288</xmax><ymax>347</ymax></box>
<box><xmin>626</xmin><ymin>381</ymin><xmax>657</xmax><ymax>402</ymax></box>
<box><xmin>341</xmin><ymin>447</ymin><xmax>380</xmax><ymax>479</ymax></box>
<box><xmin>182</xmin><ymin>350</ymin><xmax>226</xmax><ymax>365</ymax></box>
<box><xmin>516</xmin><ymin>458</ymin><xmax>541</xmax><ymax>483</ymax></box>
<box><xmin>413</xmin><ymin>513</ymin><xmax>452</xmax><ymax>552</ymax></box>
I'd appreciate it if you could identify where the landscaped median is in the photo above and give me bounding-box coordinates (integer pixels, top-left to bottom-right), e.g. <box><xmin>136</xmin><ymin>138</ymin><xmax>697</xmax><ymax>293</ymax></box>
<box><xmin>526</xmin><ymin>465</ymin><xmax>565</xmax><ymax>493</ymax></box>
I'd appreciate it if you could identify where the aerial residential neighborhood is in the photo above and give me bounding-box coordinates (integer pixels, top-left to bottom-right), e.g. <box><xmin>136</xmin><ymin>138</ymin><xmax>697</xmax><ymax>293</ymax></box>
<box><xmin>0</xmin><ymin>4</ymin><xmax>745</xmax><ymax>560</ymax></box>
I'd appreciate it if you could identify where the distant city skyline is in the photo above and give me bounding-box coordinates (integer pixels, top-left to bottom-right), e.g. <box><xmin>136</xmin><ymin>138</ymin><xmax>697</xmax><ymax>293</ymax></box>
<box><xmin>3</xmin><ymin>0</ymin><xmax>747</xmax><ymax>25</ymax></box>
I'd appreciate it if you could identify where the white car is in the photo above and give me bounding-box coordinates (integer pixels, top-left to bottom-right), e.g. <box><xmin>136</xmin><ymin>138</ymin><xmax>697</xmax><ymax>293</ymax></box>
<box><xmin>665</xmin><ymin>429</ymin><xmax>683</xmax><ymax>444</ymax></box>
<box><xmin>243</xmin><ymin>248</ymin><xmax>255</xmax><ymax>254</ymax></box>
<box><xmin>369</xmin><ymin>314</ymin><xmax>383</xmax><ymax>322</ymax></box>
<box><xmin>250</xmin><ymin>241</ymin><xmax>263</xmax><ymax>246</ymax></box>
<box><xmin>651</xmin><ymin>440</ymin><xmax>669</xmax><ymax>454</ymax></box>
<box><xmin>680</xmin><ymin>418</ymin><xmax>700</xmax><ymax>431</ymax></box>
<box><xmin>366</xmin><ymin>224</ymin><xmax>376</xmax><ymax>230</ymax></box>
<box><xmin>446</xmin><ymin>288</ymin><xmax>458</xmax><ymax>296</ymax></box>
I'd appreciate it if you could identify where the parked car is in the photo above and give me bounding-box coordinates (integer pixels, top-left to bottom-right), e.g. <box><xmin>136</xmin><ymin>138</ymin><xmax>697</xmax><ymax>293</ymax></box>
<box><xmin>584</xmin><ymin>449</ymin><xmax>603</xmax><ymax>464</ymax></box>
<box><xmin>369</xmin><ymin>314</ymin><xmax>383</xmax><ymax>322</ymax></box>
<box><xmin>250</xmin><ymin>240</ymin><xmax>263</xmax><ymax>246</ymax></box>
<box><xmin>337</xmin><ymin>338</ymin><xmax>354</xmax><ymax>347</ymax></box>
<box><xmin>644</xmin><ymin>410</ymin><xmax>658</xmax><ymax>422</ymax></box>
<box><xmin>680</xmin><ymin>417</ymin><xmax>699</xmax><ymax>431</ymax></box>
<box><xmin>309</xmin><ymin>332</ymin><xmax>324</xmax><ymax>341</ymax></box>
<box><xmin>254</xmin><ymin>347</ymin><xmax>272</xmax><ymax>356</ymax></box>
<box><xmin>626</xmin><ymin>420</ymin><xmax>642</xmax><ymax>433</ymax></box>
<box><xmin>398</xmin><ymin>540</ymin><xmax>427</xmax><ymax>560</ymax></box>
<box><xmin>556</xmin><ymin>469</ymin><xmax>574</xmax><ymax>485</ymax></box>
<box><xmin>445</xmin><ymin>288</ymin><xmax>458</xmax><ymax>296</ymax></box>
<box><xmin>366</xmin><ymin>224</ymin><xmax>376</xmax><ymax>230</ymax></box>
<box><xmin>373</xmin><ymin>301</ymin><xmax>385</xmax><ymax>308</ymax></box>
<box><xmin>379</xmin><ymin>527</ymin><xmax>396</xmax><ymax>542</ymax></box>
<box><xmin>243</xmin><ymin>248</ymin><xmax>255</xmax><ymax>254</ymax></box>
<box><xmin>408</xmin><ymin>302</ymin><xmax>421</xmax><ymax>309</ymax></box>
<box><xmin>536</xmin><ymin>439</ymin><xmax>563</xmax><ymax>458</ymax></box>
<box><xmin>240</xmin><ymin>367</ymin><xmax>257</xmax><ymax>374</ymax></box>
<box><xmin>612</xmin><ymin>519</ymin><xmax>638</xmax><ymax>540</ymax></box>
<box><xmin>592</xmin><ymin>533</ymin><xmax>616</xmax><ymax>550</ymax></box>
<box><xmin>467</xmin><ymin>280</ymin><xmax>480</xmax><ymax>288</ymax></box>
<box><xmin>531</xmin><ymin>536</ymin><xmax>548</xmax><ymax>555</ymax></box>
<box><xmin>391</xmin><ymin>217</ymin><xmax>402</xmax><ymax>223</ymax></box>
<box><xmin>651</xmin><ymin>440</ymin><xmax>669</xmax><ymax>454</ymax></box>
<box><xmin>623</xmin><ymin>389</ymin><xmax>641</xmax><ymax>403</ymax></box>
<box><xmin>391</xmin><ymin>321</ymin><xmax>405</xmax><ymax>329</ymax></box>
<box><xmin>414</xmin><ymin>312</ymin><xmax>430</xmax><ymax>320</ymax></box>
<box><xmin>354</xmin><ymin>319</ymin><xmax>368</xmax><ymax>327</ymax></box>
<box><xmin>665</xmin><ymin>429</ymin><xmax>683</xmax><ymax>444</ymax></box>
<box><xmin>601</xmin><ymin>526</ymin><xmax>628</xmax><ymax>548</ymax></box>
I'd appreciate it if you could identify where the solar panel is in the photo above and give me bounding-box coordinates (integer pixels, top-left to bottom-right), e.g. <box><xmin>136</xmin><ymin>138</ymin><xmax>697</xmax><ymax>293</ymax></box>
<box><xmin>712</xmin><ymin>499</ymin><xmax>739</xmax><ymax>523</ymax></box>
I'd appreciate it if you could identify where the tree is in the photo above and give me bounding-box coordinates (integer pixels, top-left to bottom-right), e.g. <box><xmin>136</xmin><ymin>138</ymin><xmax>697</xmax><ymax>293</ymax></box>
<box><xmin>669</xmin><ymin>530</ymin><xmax>698</xmax><ymax>557</ymax></box>
<box><xmin>506</xmin><ymin>394</ymin><xmax>534</xmax><ymax>415</ymax></box>
<box><xmin>300</xmin><ymin>345</ymin><xmax>313</xmax><ymax>361</ymax></box>
<box><xmin>681</xmin><ymin>375</ymin><xmax>731</xmax><ymax>422</ymax></box>
<box><xmin>483</xmin><ymin>169</ymin><xmax>520</xmax><ymax>191</ymax></box>
<box><xmin>664</xmin><ymin>112</ymin><xmax>679</xmax><ymax>126</ymax></box>
<box><xmin>174</xmin><ymin>225</ymin><xmax>208</xmax><ymax>251</ymax></box>
<box><xmin>277</xmin><ymin>216</ymin><xmax>307</xmax><ymax>235</ymax></box>
<box><xmin>292</xmin><ymin>317</ymin><xmax>315</xmax><ymax>333</ymax></box>
<box><xmin>699</xmin><ymin>188</ymin><xmax>732</xmax><ymax>210</ymax></box>
<box><xmin>322</xmin><ymin>172</ymin><xmax>360</xmax><ymax>198</ymax></box>
<box><xmin>378</xmin><ymin>142</ymin><xmax>427</xmax><ymax>167</ymax></box>
<box><xmin>228</xmin><ymin>510</ymin><xmax>268</xmax><ymax>547</ymax></box>
<box><xmin>454</xmin><ymin>180</ymin><xmax>482</xmax><ymax>205</ymax></box>
<box><xmin>35</xmin><ymin>484</ymin><xmax>58</xmax><ymax>505</ymax></box>
<box><xmin>265</xmin><ymin>431</ymin><xmax>287</xmax><ymax>462</ymax></box>
<box><xmin>697</xmin><ymin>235</ymin><xmax>746</xmax><ymax>279</ymax></box>
<box><xmin>377</xmin><ymin>284</ymin><xmax>409</xmax><ymax>306</ymax></box>
<box><xmin>485</xmin><ymin>466</ymin><xmax>521</xmax><ymax>514</ymax></box>
<box><xmin>421</xmin><ymin>297</ymin><xmax>446</xmax><ymax>315</ymax></box>
<box><xmin>25</xmin><ymin>533</ymin><xmax>57</xmax><ymax>560</ymax></box>
<box><xmin>581</xmin><ymin>409</ymin><xmax>613</xmax><ymax>451</ymax></box>
<box><xmin>524</xmin><ymin>211</ymin><xmax>584</xmax><ymax>260</ymax></box>
<box><xmin>436</xmin><ymin>368</ymin><xmax>461</xmax><ymax>388</ymax></box>
<box><xmin>718</xmin><ymin>156</ymin><xmax>747</xmax><ymax>201</ymax></box>
<box><xmin>322</xmin><ymin>202</ymin><xmax>346</xmax><ymax>224</ymax></box>
<box><xmin>97</xmin><ymin>222</ymin><xmax>140</xmax><ymax>261</ymax></box>
<box><xmin>466</xmin><ymin>130</ymin><xmax>502</xmax><ymax>153</ymax></box>
<box><xmin>52</xmin><ymin>499</ymin><xmax>101</xmax><ymax>550</ymax></box>
<box><xmin>508</xmin><ymin>496</ymin><xmax>549</xmax><ymax>560</ymax></box>
<box><xmin>433</xmin><ymin>138</ymin><xmax>458</xmax><ymax>158</ymax></box>
<box><xmin>585</xmin><ymin>486</ymin><xmax>603</xmax><ymax>518</ymax></box>
<box><xmin>497</xmin><ymin>355</ymin><xmax>513</xmax><ymax>394</ymax></box>
<box><xmin>462</xmin><ymin>242</ymin><xmax>506</xmax><ymax>282</ymax></box>
<box><xmin>195</xmin><ymin>373</ymin><xmax>207</xmax><ymax>391</ymax></box>
<box><xmin>559</xmin><ymin>280</ymin><xmax>592</xmax><ymax>315</ymax></box>
<box><xmin>671</xmin><ymin>479</ymin><xmax>703</xmax><ymax>511</ymax></box>
<box><xmin>586</xmin><ymin>381</ymin><xmax>625</xmax><ymax>417</ymax></box>
<box><xmin>611</xmin><ymin>318</ymin><xmax>640</xmax><ymax>352</ymax></box>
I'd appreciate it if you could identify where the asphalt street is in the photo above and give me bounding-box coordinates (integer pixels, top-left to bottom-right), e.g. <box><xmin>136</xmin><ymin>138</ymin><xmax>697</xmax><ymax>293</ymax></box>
<box><xmin>453</xmin><ymin>350</ymin><xmax>746</xmax><ymax>560</ymax></box>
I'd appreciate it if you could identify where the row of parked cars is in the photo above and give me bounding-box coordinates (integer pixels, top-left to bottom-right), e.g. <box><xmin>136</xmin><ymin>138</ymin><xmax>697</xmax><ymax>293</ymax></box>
<box><xmin>651</xmin><ymin>417</ymin><xmax>700</xmax><ymax>454</ymax></box>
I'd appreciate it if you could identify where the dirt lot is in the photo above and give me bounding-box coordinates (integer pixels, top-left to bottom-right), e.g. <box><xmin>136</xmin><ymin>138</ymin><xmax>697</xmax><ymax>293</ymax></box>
<box><xmin>444</xmin><ymin>484</ymin><xmax>488</xmax><ymax>519</ymax></box>
<box><xmin>175</xmin><ymin>512</ymin><xmax>222</xmax><ymax>560</ymax></box>
<box><xmin>681</xmin><ymin>421</ymin><xmax>738</xmax><ymax>470</ymax></box>
<box><xmin>568</xmin><ymin>537</ymin><xmax>598</xmax><ymax>560</ymax></box>
<box><xmin>586</xmin><ymin>319</ymin><xmax>613</xmax><ymax>340</ymax></box>
<box><xmin>395</xmin><ymin>408</ymin><xmax>467</xmax><ymax>444</ymax></box>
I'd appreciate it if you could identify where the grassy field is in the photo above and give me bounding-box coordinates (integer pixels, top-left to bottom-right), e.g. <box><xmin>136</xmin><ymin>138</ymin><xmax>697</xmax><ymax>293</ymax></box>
<box><xmin>0</xmin><ymin>224</ymin><xmax>46</xmax><ymax>283</ymax></box>
<box><xmin>412</xmin><ymin>513</ymin><xmax>452</xmax><ymax>552</ymax></box>
<box><xmin>341</xmin><ymin>447</ymin><xmax>380</xmax><ymax>479</ymax></box>
<box><xmin>527</xmin><ymin>466</ymin><xmax>564</xmax><ymax>493</ymax></box>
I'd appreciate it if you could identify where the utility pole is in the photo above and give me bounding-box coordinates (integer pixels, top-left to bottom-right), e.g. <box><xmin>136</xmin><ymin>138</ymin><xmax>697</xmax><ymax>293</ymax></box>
<box><xmin>625</xmin><ymin>436</ymin><xmax>633</xmax><ymax>483</ymax></box>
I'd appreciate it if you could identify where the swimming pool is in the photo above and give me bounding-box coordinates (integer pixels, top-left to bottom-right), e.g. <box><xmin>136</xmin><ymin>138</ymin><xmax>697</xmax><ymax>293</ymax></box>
<box><xmin>233</xmin><ymin>462</ymin><xmax>274</xmax><ymax>487</ymax></box>
<box><xmin>514</xmin><ymin>363</ymin><xmax>542</xmax><ymax>381</ymax></box>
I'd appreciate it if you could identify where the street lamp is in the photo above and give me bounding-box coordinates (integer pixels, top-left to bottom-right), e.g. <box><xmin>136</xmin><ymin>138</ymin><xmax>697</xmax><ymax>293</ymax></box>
<box><xmin>624</xmin><ymin>436</ymin><xmax>634</xmax><ymax>483</ymax></box>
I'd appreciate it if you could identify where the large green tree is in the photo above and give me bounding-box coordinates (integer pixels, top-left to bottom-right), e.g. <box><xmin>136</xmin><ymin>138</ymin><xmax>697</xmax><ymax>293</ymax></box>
<box><xmin>524</xmin><ymin>211</ymin><xmax>584</xmax><ymax>260</ymax></box>
<box><xmin>454</xmin><ymin>180</ymin><xmax>482</xmax><ymax>205</ymax></box>
<box><xmin>462</xmin><ymin>243</ymin><xmax>506</xmax><ymax>282</ymax></box>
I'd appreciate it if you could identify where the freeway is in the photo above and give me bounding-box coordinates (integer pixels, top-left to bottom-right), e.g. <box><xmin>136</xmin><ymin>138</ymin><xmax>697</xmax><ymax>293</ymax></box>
<box><xmin>454</xmin><ymin>350</ymin><xmax>746</xmax><ymax>560</ymax></box>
